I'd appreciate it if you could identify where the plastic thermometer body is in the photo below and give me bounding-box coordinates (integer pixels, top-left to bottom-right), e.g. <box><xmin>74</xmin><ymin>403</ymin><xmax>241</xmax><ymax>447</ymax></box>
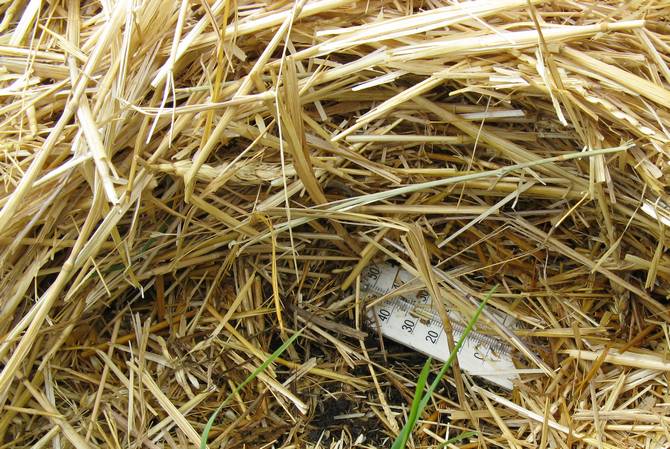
<box><xmin>361</xmin><ymin>262</ymin><xmax>518</xmax><ymax>389</ymax></box>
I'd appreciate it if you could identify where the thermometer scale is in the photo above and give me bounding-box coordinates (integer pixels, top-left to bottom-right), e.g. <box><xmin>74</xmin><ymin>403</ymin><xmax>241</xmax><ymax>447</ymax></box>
<box><xmin>361</xmin><ymin>261</ymin><xmax>518</xmax><ymax>389</ymax></box>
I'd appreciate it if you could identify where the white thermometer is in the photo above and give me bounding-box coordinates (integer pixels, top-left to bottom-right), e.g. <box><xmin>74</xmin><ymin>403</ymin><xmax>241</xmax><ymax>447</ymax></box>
<box><xmin>361</xmin><ymin>261</ymin><xmax>518</xmax><ymax>389</ymax></box>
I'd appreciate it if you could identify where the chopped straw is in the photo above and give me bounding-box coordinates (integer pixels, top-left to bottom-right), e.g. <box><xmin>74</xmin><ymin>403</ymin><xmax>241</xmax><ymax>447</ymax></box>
<box><xmin>1</xmin><ymin>0</ymin><xmax>670</xmax><ymax>448</ymax></box>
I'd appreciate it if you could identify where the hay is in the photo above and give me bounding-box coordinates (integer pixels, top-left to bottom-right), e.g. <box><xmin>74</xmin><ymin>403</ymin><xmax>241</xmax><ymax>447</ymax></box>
<box><xmin>0</xmin><ymin>0</ymin><xmax>669</xmax><ymax>447</ymax></box>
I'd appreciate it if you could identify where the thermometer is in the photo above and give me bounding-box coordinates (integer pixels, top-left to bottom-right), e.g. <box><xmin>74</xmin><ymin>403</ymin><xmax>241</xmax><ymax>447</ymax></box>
<box><xmin>361</xmin><ymin>261</ymin><xmax>518</xmax><ymax>389</ymax></box>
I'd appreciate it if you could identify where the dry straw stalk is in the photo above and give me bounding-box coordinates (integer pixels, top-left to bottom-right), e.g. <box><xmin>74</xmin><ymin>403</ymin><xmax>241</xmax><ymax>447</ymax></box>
<box><xmin>0</xmin><ymin>0</ymin><xmax>669</xmax><ymax>448</ymax></box>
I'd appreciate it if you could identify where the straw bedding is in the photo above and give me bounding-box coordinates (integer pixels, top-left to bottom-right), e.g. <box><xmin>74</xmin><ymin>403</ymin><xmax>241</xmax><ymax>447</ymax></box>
<box><xmin>1</xmin><ymin>0</ymin><xmax>669</xmax><ymax>448</ymax></box>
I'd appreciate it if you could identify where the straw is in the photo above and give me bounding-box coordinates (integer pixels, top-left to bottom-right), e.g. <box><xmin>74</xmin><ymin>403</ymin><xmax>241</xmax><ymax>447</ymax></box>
<box><xmin>1</xmin><ymin>1</ymin><xmax>669</xmax><ymax>448</ymax></box>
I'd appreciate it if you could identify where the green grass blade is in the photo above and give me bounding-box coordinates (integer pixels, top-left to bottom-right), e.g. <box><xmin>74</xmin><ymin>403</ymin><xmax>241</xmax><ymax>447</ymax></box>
<box><xmin>437</xmin><ymin>430</ymin><xmax>478</xmax><ymax>448</ymax></box>
<box><xmin>391</xmin><ymin>286</ymin><xmax>497</xmax><ymax>449</ymax></box>
<box><xmin>199</xmin><ymin>329</ymin><xmax>303</xmax><ymax>449</ymax></box>
<box><xmin>391</xmin><ymin>356</ymin><xmax>432</xmax><ymax>449</ymax></box>
<box><xmin>417</xmin><ymin>286</ymin><xmax>496</xmax><ymax>412</ymax></box>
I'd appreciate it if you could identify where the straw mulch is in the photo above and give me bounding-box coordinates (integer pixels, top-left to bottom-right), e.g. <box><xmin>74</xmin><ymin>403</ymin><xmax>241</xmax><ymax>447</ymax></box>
<box><xmin>1</xmin><ymin>0</ymin><xmax>669</xmax><ymax>448</ymax></box>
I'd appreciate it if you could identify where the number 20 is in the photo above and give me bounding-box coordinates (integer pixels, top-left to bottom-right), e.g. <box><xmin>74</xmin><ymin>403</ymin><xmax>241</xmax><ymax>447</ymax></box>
<box><xmin>425</xmin><ymin>330</ymin><xmax>439</xmax><ymax>344</ymax></box>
